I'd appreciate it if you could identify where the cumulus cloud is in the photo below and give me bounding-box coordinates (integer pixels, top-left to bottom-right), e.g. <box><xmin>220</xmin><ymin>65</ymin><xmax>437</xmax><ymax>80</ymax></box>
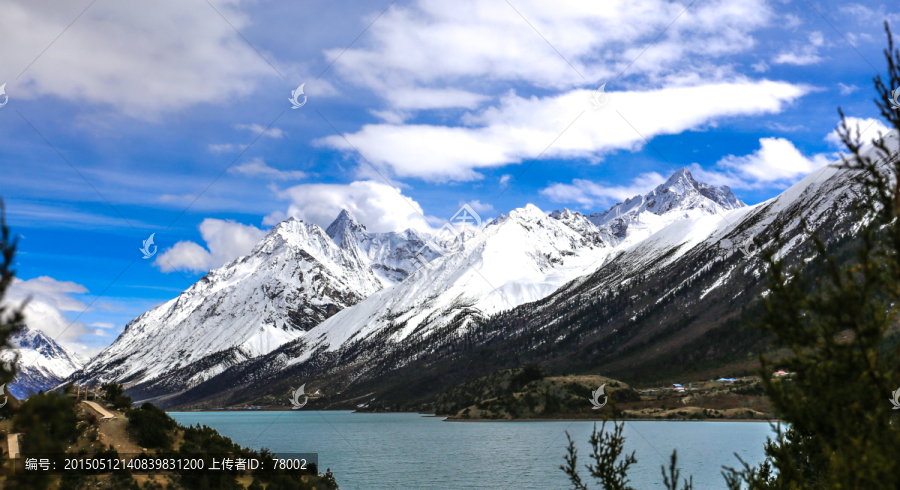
<box><xmin>1</xmin><ymin>0</ymin><xmax>281</xmax><ymax>118</ymax></box>
<box><xmin>4</xmin><ymin>276</ymin><xmax>94</xmax><ymax>347</ymax></box>
<box><xmin>264</xmin><ymin>180</ymin><xmax>432</xmax><ymax>233</ymax></box>
<box><xmin>229</xmin><ymin>158</ymin><xmax>307</xmax><ymax>180</ymax></box>
<box><xmin>541</xmin><ymin>172</ymin><xmax>667</xmax><ymax>208</ymax></box>
<box><xmin>156</xmin><ymin>219</ymin><xmax>267</xmax><ymax>273</ymax></box>
<box><xmin>681</xmin><ymin>138</ymin><xmax>831</xmax><ymax>191</ymax></box>
<box><xmin>319</xmin><ymin>81</ymin><xmax>808</xmax><ymax>182</ymax></box>
<box><xmin>716</xmin><ymin>137</ymin><xmax>831</xmax><ymax>186</ymax></box>
<box><xmin>681</xmin><ymin>118</ymin><xmax>894</xmax><ymax>191</ymax></box>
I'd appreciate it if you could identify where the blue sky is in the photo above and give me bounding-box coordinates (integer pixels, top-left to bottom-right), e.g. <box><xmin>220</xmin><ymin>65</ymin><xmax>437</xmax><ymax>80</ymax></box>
<box><xmin>0</xmin><ymin>0</ymin><xmax>897</xmax><ymax>358</ymax></box>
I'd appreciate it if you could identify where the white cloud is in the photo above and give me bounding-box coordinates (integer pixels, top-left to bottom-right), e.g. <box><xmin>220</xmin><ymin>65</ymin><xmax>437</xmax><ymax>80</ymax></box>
<box><xmin>751</xmin><ymin>61</ymin><xmax>769</xmax><ymax>73</ymax></box>
<box><xmin>1</xmin><ymin>0</ymin><xmax>280</xmax><ymax>117</ymax></box>
<box><xmin>463</xmin><ymin>200</ymin><xmax>495</xmax><ymax>215</ymax></box>
<box><xmin>499</xmin><ymin>174</ymin><xmax>512</xmax><ymax>186</ymax></box>
<box><xmin>90</xmin><ymin>322</ymin><xmax>116</xmax><ymax>329</ymax></box>
<box><xmin>208</xmin><ymin>143</ymin><xmax>247</xmax><ymax>154</ymax></box>
<box><xmin>265</xmin><ymin>180</ymin><xmax>432</xmax><ymax>233</ymax></box>
<box><xmin>766</xmin><ymin>122</ymin><xmax>805</xmax><ymax>132</ymax></box>
<box><xmin>328</xmin><ymin>0</ymin><xmax>772</xmax><ymax>108</ymax></box>
<box><xmin>773</xmin><ymin>32</ymin><xmax>825</xmax><ymax>66</ymax></box>
<box><xmin>384</xmin><ymin>88</ymin><xmax>490</xmax><ymax>111</ymax></box>
<box><xmin>229</xmin><ymin>158</ymin><xmax>307</xmax><ymax>180</ymax></box>
<box><xmin>824</xmin><ymin>117</ymin><xmax>892</xmax><ymax>147</ymax></box>
<box><xmin>684</xmin><ymin>118</ymin><xmax>894</xmax><ymax>191</ymax></box>
<box><xmin>784</xmin><ymin>14</ymin><xmax>802</xmax><ymax>29</ymax></box>
<box><xmin>234</xmin><ymin>124</ymin><xmax>285</xmax><ymax>139</ymax></box>
<box><xmin>809</xmin><ymin>31</ymin><xmax>824</xmax><ymax>47</ymax></box>
<box><xmin>685</xmin><ymin>138</ymin><xmax>832</xmax><ymax>190</ymax></box>
<box><xmin>319</xmin><ymin>81</ymin><xmax>809</xmax><ymax>182</ymax></box>
<box><xmin>837</xmin><ymin>83</ymin><xmax>859</xmax><ymax>95</ymax></box>
<box><xmin>156</xmin><ymin>219</ymin><xmax>267</xmax><ymax>273</ymax></box>
<box><xmin>4</xmin><ymin>276</ymin><xmax>95</xmax><ymax>348</ymax></box>
<box><xmin>773</xmin><ymin>51</ymin><xmax>822</xmax><ymax>66</ymax></box>
<box><xmin>717</xmin><ymin>137</ymin><xmax>831</xmax><ymax>185</ymax></box>
<box><xmin>541</xmin><ymin>172</ymin><xmax>666</xmax><ymax>207</ymax></box>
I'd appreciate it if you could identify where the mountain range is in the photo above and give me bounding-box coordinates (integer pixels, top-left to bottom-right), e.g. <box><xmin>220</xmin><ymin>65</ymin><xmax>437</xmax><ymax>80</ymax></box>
<box><xmin>53</xmin><ymin>131</ymin><xmax>897</xmax><ymax>409</ymax></box>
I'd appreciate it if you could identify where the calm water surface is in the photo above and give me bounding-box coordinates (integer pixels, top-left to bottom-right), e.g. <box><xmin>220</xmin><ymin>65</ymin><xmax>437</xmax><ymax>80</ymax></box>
<box><xmin>170</xmin><ymin>411</ymin><xmax>775</xmax><ymax>489</ymax></box>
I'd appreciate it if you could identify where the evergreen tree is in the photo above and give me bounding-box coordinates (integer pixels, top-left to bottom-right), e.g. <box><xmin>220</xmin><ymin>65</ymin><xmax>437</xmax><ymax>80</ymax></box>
<box><xmin>0</xmin><ymin>199</ymin><xmax>25</xmax><ymax>389</ymax></box>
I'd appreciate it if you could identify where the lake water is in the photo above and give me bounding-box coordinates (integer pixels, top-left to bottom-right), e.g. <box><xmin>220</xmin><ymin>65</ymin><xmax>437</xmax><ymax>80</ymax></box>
<box><xmin>169</xmin><ymin>411</ymin><xmax>776</xmax><ymax>489</ymax></box>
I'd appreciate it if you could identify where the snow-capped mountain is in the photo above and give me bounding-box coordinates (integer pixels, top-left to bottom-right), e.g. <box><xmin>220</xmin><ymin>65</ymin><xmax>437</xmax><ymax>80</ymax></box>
<box><xmin>548</xmin><ymin>168</ymin><xmax>743</xmax><ymax>248</ymax></box>
<box><xmin>71</xmin><ymin>164</ymin><xmax>754</xmax><ymax>404</ymax></box>
<box><xmin>1</xmin><ymin>325</ymin><xmax>83</xmax><ymax>398</ymax></box>
<box><xmin>166</xmin><ymin>169</ymin><xmax>749</xmax><ymax>396</ymax></box>
<box><xmin>151</xmin><ymin>134</ymin><xmax>897</xmax><ymax>410</ymax></box>
<box><xmin>72</xmin><ymin>216</ymin><xmax>389</xmax><ymax>389</ymax></box>
<box><xmin>326</xmin><ymin>209</ymin><xmax>440</xmax><ymax>286</ymax></box>
<box><xmin>585</xmin><ymin>168</ymin><xmax>744</xmax><ymax>247</ymax></box>
<box><xmin>281</xmin><ymin>204</ymin><xmax>609</xmax><ymax>365</ymax></box>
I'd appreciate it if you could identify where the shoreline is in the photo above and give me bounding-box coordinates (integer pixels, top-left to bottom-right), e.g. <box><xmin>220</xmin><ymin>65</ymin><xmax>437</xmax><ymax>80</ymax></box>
<box><xmin>167</xmin><ymin>409</ymin><xmax>778</xmax><ymax>422</ymax></box>
<box><xmin>444</xmin><ymin>417</ymin><xmax>779</xmax><ymax>423</ymax></box>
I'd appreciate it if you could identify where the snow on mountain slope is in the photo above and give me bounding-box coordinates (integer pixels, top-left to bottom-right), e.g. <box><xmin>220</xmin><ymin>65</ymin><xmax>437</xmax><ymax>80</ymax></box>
<box><xmin>549</xmin><ymin>208</ymin><xmax>613</xmax><ymax>246</ymax></box>
<box><xmin>326</xmin><ymin>209</ymin><xmax>439</xmax><ymax>287</ymax></box>
<box><xmin>282</xmin><ymin>169</ymin><xmax>745</xmax><ymax>367</ymax></box>
<box><xmin>74</xmin><ymin>217</ymin><xmax>386</xmax><ymax>387</ymax></box>
<box><xmin>558</xmin><ymin>130</ymin><xmax>899</xmax><ymax>312</ymax></box>
<box><xmin>1</xmin><ymin>325</ymin><xmax>83</xmax><ymax>398</ymax></box>
<box><xmin>284</xmin><ymin>204</ymin><xmax>608</xmax><ymax>362</ymax></box>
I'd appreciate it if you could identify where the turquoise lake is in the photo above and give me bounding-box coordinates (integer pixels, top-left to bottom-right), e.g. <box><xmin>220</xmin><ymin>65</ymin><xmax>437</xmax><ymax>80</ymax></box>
<box><xmin>169</xmin><ymin>411</ymin><xmax>776</xmax><ymax>489</ymax></box>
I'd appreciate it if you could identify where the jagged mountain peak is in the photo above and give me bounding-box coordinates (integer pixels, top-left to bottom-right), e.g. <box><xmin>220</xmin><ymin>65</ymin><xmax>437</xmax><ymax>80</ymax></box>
<box><xmin>326</xmin><ymin>209</ymin><xmax>367</xmax><ymax>245</ymax></box>
<box><xmin>650</xmin><ymin>167</ymin><xmax>744</xmax><ymax>210</ymax></box>
<box><xmin>583</xmin><ymin>168</ymin><xmax>746</xmax><ymax>247</ymax></box>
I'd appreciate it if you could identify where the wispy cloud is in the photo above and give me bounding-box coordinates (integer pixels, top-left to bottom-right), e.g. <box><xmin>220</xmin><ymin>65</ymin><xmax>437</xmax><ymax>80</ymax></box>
<box><xmin>229</xmin><ymin>158</ymin><xmax>306</xmax><ymax>180</ymax></box>
<box><xmin>234</xmin><ymin>124</ymin><xmax>285</xmax><ymax>139</ymax></box>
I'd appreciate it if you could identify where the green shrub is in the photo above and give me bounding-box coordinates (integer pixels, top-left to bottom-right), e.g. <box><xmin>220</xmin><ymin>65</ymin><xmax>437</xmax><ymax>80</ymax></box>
<box><xmin>125</xmin><ymin>403</ymin><xmax>176</xmax><ymax>449</ymax></box>
<box><xmin>113</xmin><ymin>394</ymin><xmax>133</xmax><ymax>410</ymax></box>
